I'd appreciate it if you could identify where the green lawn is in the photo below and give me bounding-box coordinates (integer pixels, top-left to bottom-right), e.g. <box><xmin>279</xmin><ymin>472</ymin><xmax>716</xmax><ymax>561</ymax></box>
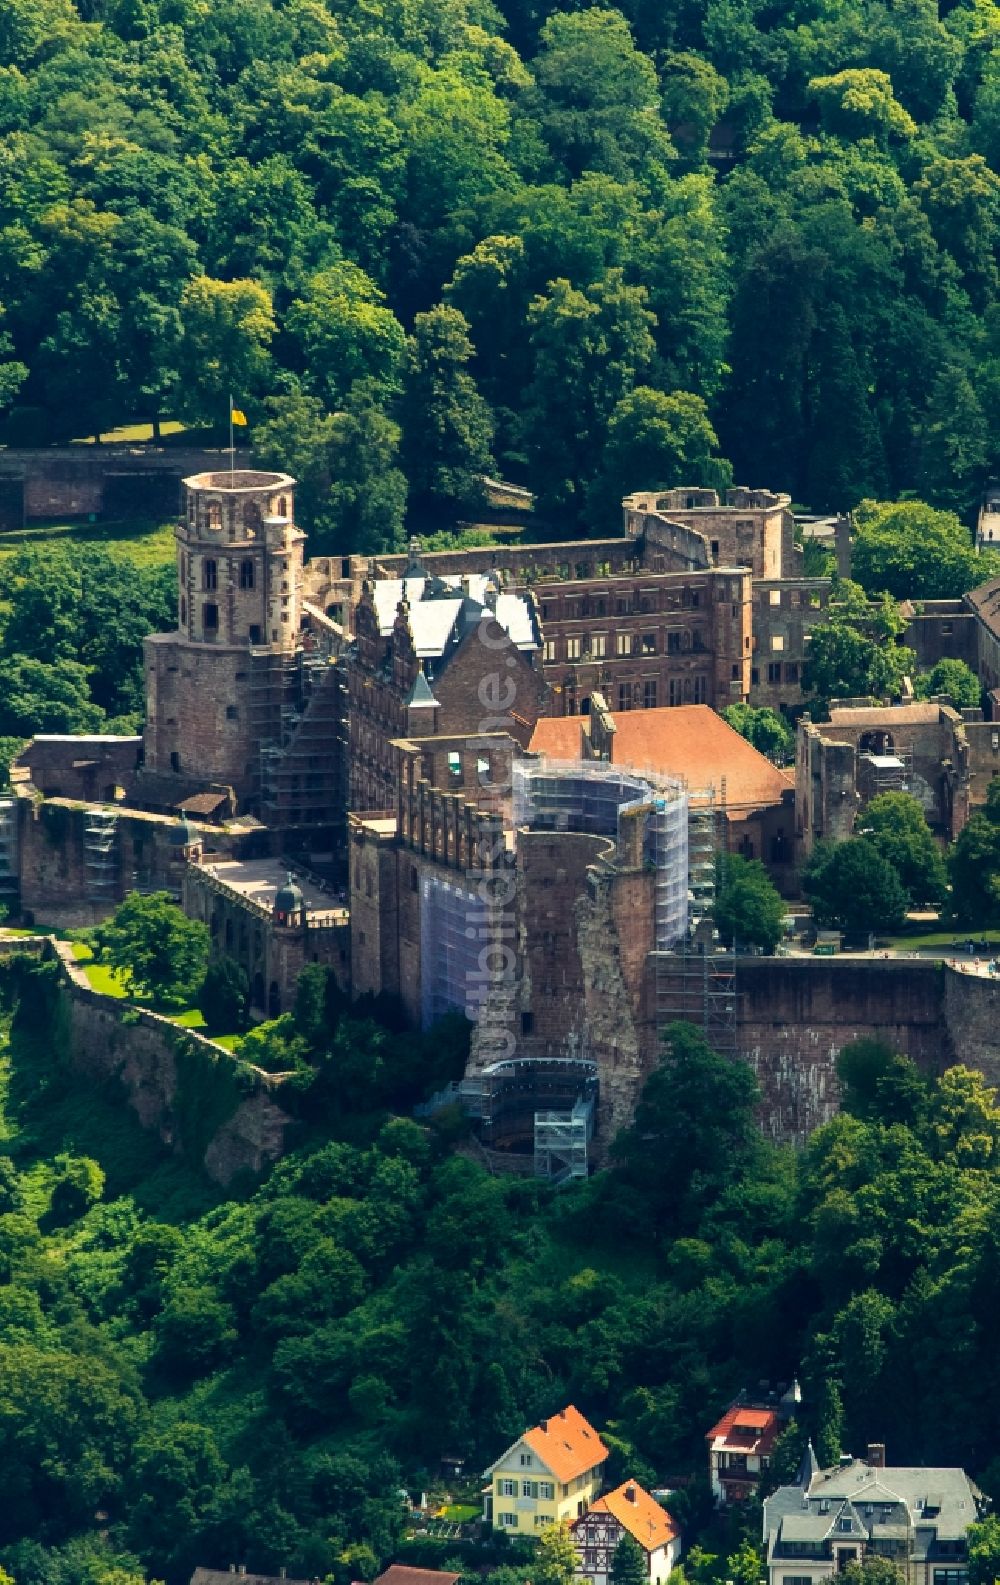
<box><xmin>438</xmin><ymin>1504</ymin><xmax>479</xmax><ymax>1522</ymax></box>
<box><xmin>72</xmin><ymin>420</ymin><xmax>187</xmax><ymax>444</ymax></box>
<box><xmin>74</xmin><ymin>949</ymin><xmax>128</xmax><ymax>998</ymax></box>
<box><xmin>884</xmin><ymin>929</ymin><xmax>1000</xmax><ymax>950</ymax></box>
<box><xmin>0</xmin><ymin>515</ymin><xmax>176</xmax><ymax>568</ymax></box>
<box><xmin>69</xmin><ymin>942</ymin><xmax>247</xmax><ymax>1044</ymax></box>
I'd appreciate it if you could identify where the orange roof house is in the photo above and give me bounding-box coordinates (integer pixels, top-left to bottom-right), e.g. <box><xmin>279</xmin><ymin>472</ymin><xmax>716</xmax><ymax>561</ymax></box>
<box><xmin>521</xmin><ymin>1404</ymin><xmax>610</xmax><ymax>1484</ymax></box>
<box><xmin>586</xmin><ymin>1481</ymin><xmax>680</xmax><ymax>1551</ymax></box>
<box><xmin>484</xmin><ymin>1405</ymin><xmax>609</xmax><ymax>1535</ymax></box>
<box><xmin>572</xmin><ymin>1480</ymin><xmax>682</xmax><ymax>1585</ymax></box>
<box><xmin>528</xmin><ymin>715</ymin><xmax>591</xmax><ymax>761</ymax></box>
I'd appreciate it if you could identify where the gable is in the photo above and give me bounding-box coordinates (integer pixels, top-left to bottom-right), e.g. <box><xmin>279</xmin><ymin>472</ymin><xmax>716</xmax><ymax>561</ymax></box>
<box><xmin>485</xmin><ymin>1434</ymin><xmax>557</xmax><ymax>1479</ymax></box>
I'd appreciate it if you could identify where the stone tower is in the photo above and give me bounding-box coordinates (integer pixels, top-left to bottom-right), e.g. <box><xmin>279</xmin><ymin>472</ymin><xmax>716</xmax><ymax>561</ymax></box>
<box><xmin>142</xmin><ymin>469</ymin><xmax>305</xmax><ymax>805</ymax></box>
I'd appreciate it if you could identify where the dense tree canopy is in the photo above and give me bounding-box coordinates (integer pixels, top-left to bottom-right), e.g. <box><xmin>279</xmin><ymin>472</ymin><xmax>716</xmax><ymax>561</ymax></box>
<box><xmin>802</xmin><ymin>622</ymin><xmax>915</xmax><ymax>717</ymax></box>
<box><xmin>855</xmin><ymin>792</ymin><xmax>948</xmax><ymax>908</ymax></box>
<box><xmin>949</xmin><ymin>778</ymin><xmax>1000</xmax><ymax>925</ymax></box>
<box><xmin>0</xmin><ymin>545</ymin><xmax>174</xmax><ymax>735</ymax></box>
<box><xmin>915</xmin><ymin>658</ymin><xmax>983</xmax><ymax>710</ymax></box>
<box><xmin>852</xmin><ymin>501</ymin><xmax>996</xmax><ymax>600</ymax></box>
<box><xmin>713</xmin><ymin>853</ymin><xmax>786</xmax><ymax>952</ymax></box>
<box><xmin>721</xmin><ymin>703</ymin><xmax>795</xmax><ymax>762</ymax></box>
<box><xmin>1</xmin><ymin>956</ymin><xmax>1000</xmax><ymax>1582</ymax></box>
<box><xmin>0</xmin><ymin>0</ymin><xmax>993</xmax><ymax>538</ymax></box>
<box><xmin>802</xmin><ymin>838</ymin><xmax>909</xmax><ymax>936</ymax></box>
<box><xmin>94</xmin><ymin>892</ymin><xmax>209</xmax><ymax>1005</ymax></box>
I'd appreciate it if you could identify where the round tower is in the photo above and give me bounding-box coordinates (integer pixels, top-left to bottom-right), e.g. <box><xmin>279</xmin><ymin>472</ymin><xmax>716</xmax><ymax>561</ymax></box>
<box><xmin>176</xmin><ymin>470</ymin><xmax>303</xmax><ymax>652</ymax></box>
<box><xmin>142</xmin><ymin>469</ymin><xmax>306</xmax><ymax>804</ymax></box>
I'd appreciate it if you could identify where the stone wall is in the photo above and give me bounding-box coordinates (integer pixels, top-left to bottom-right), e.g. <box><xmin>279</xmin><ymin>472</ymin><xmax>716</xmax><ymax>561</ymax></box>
<box><xmin>0</xmin><ymin>446</ymin><xmax>247</xmax><ymax>524</ymax></box>
<box><xmin>734</xmin><ymin>957</ymin><xmax>950</xmax><ymax>1140</ymax></box>
<box><xmin>903</xmin><ymin>600</ymin><xmax>977</xmax><ymax>671</ymax></box>
<box><xmin>46</xmin><ymin>940</ymin><xmax>292</xmax><ymax>1183</ymax></box>
<box><xmin>15</xmin><ymin>796</ymin><xmax>247</xmax><ymax>927</ymax></box>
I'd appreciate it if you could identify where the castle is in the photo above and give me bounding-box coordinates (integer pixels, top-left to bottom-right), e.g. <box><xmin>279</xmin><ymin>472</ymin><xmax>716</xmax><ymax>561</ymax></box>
<box><xmin>10</xmin><ymin>465</ymin><xmax>1000</xmax><ymax>1166</ymax></box>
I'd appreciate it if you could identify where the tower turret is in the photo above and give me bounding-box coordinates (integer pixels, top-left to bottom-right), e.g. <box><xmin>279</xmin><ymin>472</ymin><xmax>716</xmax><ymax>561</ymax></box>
<box><xmin>273</xmin><ymin>872</ymin><xmax>305</xmax><ymax>929</ymax></box>
<box><xmin>175</xmin><ymin>470</ymin><xmax>303</xmax><ymax>652</ymax></box>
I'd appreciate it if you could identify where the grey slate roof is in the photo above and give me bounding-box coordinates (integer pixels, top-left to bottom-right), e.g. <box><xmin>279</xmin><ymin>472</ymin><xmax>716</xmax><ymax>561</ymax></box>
<box><xmin>371</xmin><ymin>574</ymin><xmax>539</xmax><ymax>656</ymax></box>
<box><xmin>406</xmin><ymin>670</ymin><xmax>440</xmax><ymax>709</ymax></box>
<box><xmin>764</xmin><ymin>1459</ymin><xmax>983</xmax><ymax>1567</ymax></box>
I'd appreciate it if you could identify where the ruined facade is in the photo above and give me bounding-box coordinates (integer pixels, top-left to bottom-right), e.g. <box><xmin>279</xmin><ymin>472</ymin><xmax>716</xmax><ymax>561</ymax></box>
<box><xmin>795</xmin><ymin>700</ymin><xmax>976</xmax><ymax>856</ymax></box>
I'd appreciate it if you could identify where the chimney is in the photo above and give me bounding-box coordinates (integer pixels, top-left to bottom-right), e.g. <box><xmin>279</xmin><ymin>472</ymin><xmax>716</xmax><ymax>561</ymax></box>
<box><xmin>229</xmin><ymin>1569</ymin><xmax>236</xmax><ymax>1575</ymax></box>
<box><xmin>540</xmin><ymin>1419</ymin><xmax>548</xmax><ymax>1432</ymax></box>
<box><xmin>239</xmin><ymin>1569</ymin><xmax>247</xmax><ymax>1576</ymax></box>
<box><xmin>867</xmin><ymin>1443</ymin><xmax>886</xmax><ymax>1469</ymax></box>
<box><xmin>625</xmin><ymin>1486</ymin><xmax>637</xmax><ymax>1503</ymax></box>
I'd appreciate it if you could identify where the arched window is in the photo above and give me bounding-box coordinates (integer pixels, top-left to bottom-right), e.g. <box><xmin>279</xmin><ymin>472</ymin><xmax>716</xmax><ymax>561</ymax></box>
<box><xmin>204</xmin><ymin>559</ymin><xmax>217</xmax><ymax>591</ymax></box>
<box><xmin>239</xmin><ymin>559</ymin><xmax>255</xmax><ymax>590</ymax></box>
<box><xmin>277</xmin><ymin>496</ymin><xmax>288</xmax><ymax>517</ymax></box>
<box><xmin>180</xmin><ymin>596</ymin><xmax>187</xmax><ymax>625</ymax></box>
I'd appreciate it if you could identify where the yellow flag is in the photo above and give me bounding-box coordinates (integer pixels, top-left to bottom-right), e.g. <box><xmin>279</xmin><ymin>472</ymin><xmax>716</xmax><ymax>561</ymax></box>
<box><xmin>231</xmin><ymin>407</ymin><xmax>248</xmax><ymax>426</ymax></box>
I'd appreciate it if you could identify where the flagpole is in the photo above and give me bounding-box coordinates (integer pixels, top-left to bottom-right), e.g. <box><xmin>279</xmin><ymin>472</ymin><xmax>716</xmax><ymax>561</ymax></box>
<box><xmin>229</xmin><ymin>393</ymin><xmax>234</xmax><ymax>481</ymax></box>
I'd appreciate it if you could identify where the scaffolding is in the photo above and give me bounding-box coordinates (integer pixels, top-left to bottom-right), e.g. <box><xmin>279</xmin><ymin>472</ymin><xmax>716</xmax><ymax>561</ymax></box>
<box><xmin>534</xmin><ymin>1094</ymin><xmax>596</xmax><ymax>1184</ymax></box>
<box><xmin>478</xmin><ymin>1054</ymin><xmax>599</xmax><ymax>1177</ymax></box>
<box><xmin>513</xmin><ymin>759</ymin><xmax>689</xmax><ymax>948</ymax></box>
<box><xmin>653</xmin><ymin>784</ymin><xmax>739</xmax><ymax>1059</ymax></box>
<box><xmin>414</xmin><ymin>1057</ymin><xmax>598</xmax><ymax>1181</ymax></box>
<box><xmin>858</xmin><ymin>745</ymin><xmax>911</xmax><ymax>800</ymax></box>
<box><xmin>83</xmin><ymin>808</ymin><xmax>119</xmax><ymax>902</ymax></box>
<box><xmin>250</xmin><ymin>648</ymin><xmax>344</xmax><ymax>836</ymax></box>
<box><xmin>419</xmin><ymin>874</ymin><xmax>494</xmax><ymax>1031</ymax></box>
<box><xmin>0</xmin><ymin>799</ymin><xmax>17</xmax><ymax>904</ymax></box>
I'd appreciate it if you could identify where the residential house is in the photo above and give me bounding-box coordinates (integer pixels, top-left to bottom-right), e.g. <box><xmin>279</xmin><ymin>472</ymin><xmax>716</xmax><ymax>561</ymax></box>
<box><xmin>707</xmin><ymin>1384</ymin><xmax>799</xmax><ymax>1505</ymax></box>
<box><xmin>572</xmin><ymin>1479</ymin><xmax>681</xmax><ymax>1585</ymax></box>
<box><xmin>484</xmin><ymin>1405</ymin><xmax>609</xmax><ymax>1534</ymax></box>
<box><xmin>190</xmin><ymin>1572</ymin><xmax>310</xmax><ymax>1585</ymax></box>
<box><xmin>373</xmin><ymin>1568</ymin><xmax>460</xmax><ymax>1585</ymax></box>
<box><xmin>763</xmin><ymin>1444</ymin><xmax>987</xmax><ymax>1585</ymax></box>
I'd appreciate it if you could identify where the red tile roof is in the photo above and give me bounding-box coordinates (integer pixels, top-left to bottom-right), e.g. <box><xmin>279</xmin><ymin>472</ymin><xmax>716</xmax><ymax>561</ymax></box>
<box><xmin>523</xmin><ymin>1405</ymin><xmax>609</xmax><ymax>1483</ymax></box>
<box><xmin>528</xmin><ymin>717</ymin><xmax>591</xmax><ymax>759</ymax></box>
<box><xmin>582</xmin><ymin>1481</ymin><xmax>680</xmax><ymax>1552</ymax></box>
<box><xmin>610</xmin><ymin>707</ymin><xmax>791</xmax><ymax>807</ymax></box>
<box><xmin>532</xmin><ymin>705</ymin><xmax>791</xmax><ymax>811</ymax></box>
<box><xmin>375</xmin><ymin>1569</ymin><xmax>461</xmax><ymax>1585</ymax></box>
<box><xmin>706</xmin><ymin>1402</ymin><xmax>781</xmax><ymax>1454</ymax></box>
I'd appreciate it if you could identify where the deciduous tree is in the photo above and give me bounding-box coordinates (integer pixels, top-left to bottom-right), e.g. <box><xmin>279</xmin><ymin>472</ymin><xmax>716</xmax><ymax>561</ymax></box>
<box><xmin>95</xmin><ymin>892</ymin><xmax>209</xmax><ymax>1006</ymax></box>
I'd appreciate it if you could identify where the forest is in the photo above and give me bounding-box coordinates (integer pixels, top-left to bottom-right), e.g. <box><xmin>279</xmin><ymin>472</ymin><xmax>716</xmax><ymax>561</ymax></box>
<box><xmin>4</xmin><ymin>954</ymin><xmax>1000</xmax><ymax>1585</ymax></box>
<box><xmin>1</xmin><ymin>0</ymin><xmax>1000</xmax><ymax>547</ymax></box>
